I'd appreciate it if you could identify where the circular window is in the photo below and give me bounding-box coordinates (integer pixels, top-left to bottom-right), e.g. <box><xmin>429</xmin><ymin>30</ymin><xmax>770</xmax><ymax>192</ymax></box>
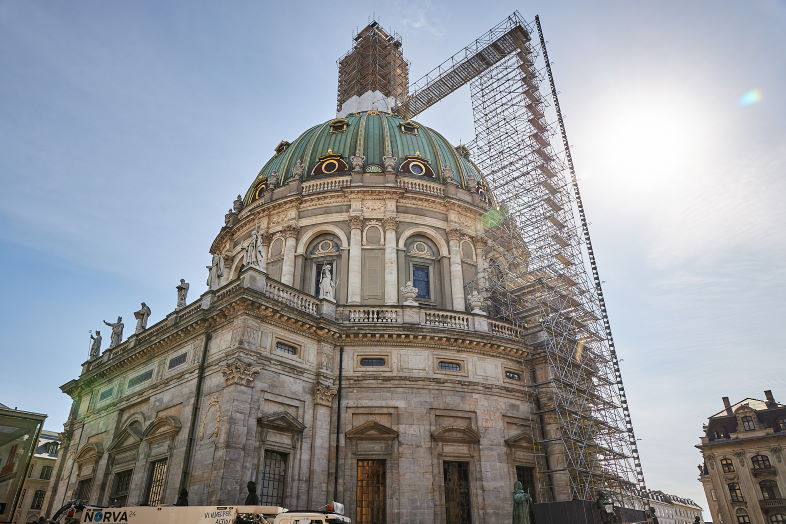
<box><xmin>322</xmin><ymin>159</ymin><xmax>339</xmax><ymax>173</ymax></box>
<box><xmin>410</xmin><ymin>161</ymin><xmax>425</xmax><ymax>175</ymax></box>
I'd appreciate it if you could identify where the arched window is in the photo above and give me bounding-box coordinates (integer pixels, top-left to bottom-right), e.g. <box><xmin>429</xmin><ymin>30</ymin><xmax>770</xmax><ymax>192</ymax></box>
<box><xmin>728</xmin><ymin>483</ymin><xmax>744</xmax><ymax>502</ymax></box>
<box><xmin>741</xmin><ymin>415</ymin><xmax>756</xmax><ymax>431</ymax></box>
<box><xmin>736</xmin><ymin>508</ymin><xmax>750</xmax><ymax>523</ymax></box>
<box><xmin>404</xmin><ymin>236</ymin><xmax>440</xmax><ymax>304</ymax></box>
<box><xmin>720</xmin><ymin>457</ymin><xmax>735</xmax><ymax>473</ymax></box>
<box><xmin>771</xmin><ymin>515</ymin><xmax>786</xmax><ymax>524</ymax></box>
<box><xmin>305</xmin><ymin>235</ymin><xmax>341</xmax><ymax>298</ymax></box>
<box><xmin>761</xmin><ymin>480</ymin><xmax>781</xmax><ymax>500</ymax></box>
<box><xmin>752</xmin><ymin>455</ymin><xmax>772</xmax><ymax>470</ymax></box>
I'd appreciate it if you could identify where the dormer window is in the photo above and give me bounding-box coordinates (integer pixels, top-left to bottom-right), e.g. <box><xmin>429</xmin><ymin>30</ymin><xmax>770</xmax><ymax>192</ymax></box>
<box><xmin>275</xmin><ymin>140</ymin><xmax>291</xmax><ymax>155</ymax></box>
<box><xmin>328</xmin><ymin>118</ymin><xmax>349</xmax><ymax>134</ymax></box>
<box><xmin>399</xmin><ymin>120</ymin><xmax>419</xmax><ymax>135</ymax></box>
<box><xmin>741</xmin><ymin>415</ymin><xmax>755</xmax><ymax>431</ymax></box>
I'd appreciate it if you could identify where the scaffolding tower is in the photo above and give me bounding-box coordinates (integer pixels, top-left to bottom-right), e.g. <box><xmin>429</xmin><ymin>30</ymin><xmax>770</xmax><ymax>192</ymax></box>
<box><xmin>396</xmin><ymin>12</ymin><xmax>649</xmax><ymax>511</ymax></box>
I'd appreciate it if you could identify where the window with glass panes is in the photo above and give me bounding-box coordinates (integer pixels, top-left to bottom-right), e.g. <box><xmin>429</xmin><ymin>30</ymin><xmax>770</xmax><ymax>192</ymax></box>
<box><xmin>30</xmin><ymin>490</ymin><xmax>45</xmax><ymax>509</ymax></box>
<box><xmin>111</xmin><ymin>469</ymin><xmax>133</xmax><ymax>506</ymax></box>
<box><xmin>40</xmin><ymin>465</ymin><xmax>53</xmax><ymax>480</ymax></box>
<box><xmin>741</xmin><ymin>416</ymin><xmax>755</xmax><ymax>431</ymax></box>
<box><xmin>752</xmin><ymin>455</ymin><xmax>772</xmax><ymax>469</ymax></box>
<box><xmin>728</xmin><ymin>483</ymin><xmax>744</xmax><ymax>502</ymax></box>
<box><xmin>443</xmin><ymin>461</ymin><xmax>472</xmax><ymax>524</ymax></box>
<box><xmin>74</xmin><ymin>478</ymin><xmax>93</xmax><ymax>502</ymax></box>
<box><xmin>721</xmin><ymin>458</ymin><xmax>735</xmax><ymax>473</ymax></box>
<box><xmin>412</xmin><ymin>265</ymin><xmax>430</xmax><ymax>299</ymax></box>
<box><xmin>761</xmin><ymin>480</ymin><xmax>781</xmax><ymax>500</ymax></box>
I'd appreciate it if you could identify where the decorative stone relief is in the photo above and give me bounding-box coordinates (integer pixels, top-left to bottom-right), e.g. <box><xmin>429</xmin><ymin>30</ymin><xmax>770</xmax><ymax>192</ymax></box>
<box><xmin>199</xmin><ymin>397</ymin><xmax>221</xmax><ymax>440</ymax></box>
<box><xmin>350</xmin><ymin>155</ymin><xmax>366</xmax><ymax>172</ymax></box>
<box><xmin>283</xmin><ymin>224</ymin><xmax>300</xmax><ymax>238</ymax></box>
<box><xmin>446</xmin><ymin>228</ymin><xmax>464</xmax><ymax>242</ymax></box>
<box><xmin>222</xmin><ymin>360</ymin><xmax>259</xmax><ymax>387</ymax></box>
<box><xmin>771</xmin><ymin>446</ymin><xmax>783</xmax><ymax>463</ymax></box>
<box><xmin>400</xmin><ymin>281</ymin><xmax>418</xmax><ymax>306</ymax></box>
<box><xmin>382</xmin><ymin>155</ymin><xmax>397</xmax><ymax>172</ymax></box>
<box><xmin>348</xmin><ymin>214</ymin><xmax>364</xmax><ymax>230</ymax></box>
<box><xmin>734</xmin><ymin>450</ymin><xmax>746</xmax><ymax>466</ymax></box>
<box><xmin>362</xmin><ymin>200</ymin><xmax>385</xmax><ymax>216</ymax></box>
<box><xmin>314</xmin><ymin>383</ymin><xmax>338</xmax><ymax>406</ymax></box>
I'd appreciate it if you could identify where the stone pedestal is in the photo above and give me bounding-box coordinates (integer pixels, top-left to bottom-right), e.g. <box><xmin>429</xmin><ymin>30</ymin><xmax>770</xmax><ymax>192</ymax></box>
<box><xmin>402</xmin><ymin>305</ymin><xmax>420</xmax><ymax>325</ymax></box>
<box><xmin>239</xmin><ymin>267</ymin><xmax>268</xmax><ymax>293</ymax></box>
<box><xmin>319</xmin><ymin>299</ymin><xmax>336</xmax><ymax>320</ymax></box>
<box><xmin>201</xmin><ymin>292</ymin><xmax>215</xmax><ymax>310</ymax></box>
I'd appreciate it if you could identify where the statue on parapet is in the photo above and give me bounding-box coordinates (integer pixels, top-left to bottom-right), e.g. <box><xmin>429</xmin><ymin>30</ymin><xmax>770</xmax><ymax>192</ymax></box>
<box><xmin>512</xmin><ymin>480</ymin><xmax>533</xmax><ymax>524</ymax></box>
<box><xmin>244</xmin><ymin>230</ymin><xmax>265</xmax><ymax>270</ymax></box>
<box><xmin>207</xmin><ymin>253</ymin><xmax>225</xmax><ymax>291</ymax></box>
<box><xmin>176</xmin><ymin>279</ymin><xmax>190</xmax><ymax>310</ymax></box>
<box><xmin>103</xmin><ymin>317</ymin><xmax>124</xmax><ymax>348</ymax></box>
<box><xmin>89</xmin><ymin>330</ymin><xmax>102</xmax><ymax>359</ymax></box>
<box><xmin>134</xmin><ymin>302</ymin><xmax>151</xmax><ymax>333</ymax></box>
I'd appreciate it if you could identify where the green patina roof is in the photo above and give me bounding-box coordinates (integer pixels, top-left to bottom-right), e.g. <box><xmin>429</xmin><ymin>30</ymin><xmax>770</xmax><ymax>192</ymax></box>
<box><xmin>244</xmin><ymin>111</ymin><xmax>484</xmax><ymax>203</ymax></box>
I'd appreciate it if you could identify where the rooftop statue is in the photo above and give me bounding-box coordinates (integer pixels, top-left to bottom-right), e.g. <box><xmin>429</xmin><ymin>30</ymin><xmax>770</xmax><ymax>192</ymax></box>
<box><xmin>103</xmin><ymin>316</ymin><xmax>124</xmax><ymax>348</ymax></box>
<box><xmin>244</xmin><ymin>230</ymin><xmax>265</xmax><ymax>270</ymax></box>
<box><xmin>176</xmin><ymin>279</ymin><xmax>190</xmax><ymax>310</ymax></box>
<box><xmin>207</xmin><ymin>253</ymin><xmax>225</xmax><ymax>291</ymax></box>
<box><xmin>89</xmin><ymin>330</ymin><xmax>102</xmax><ymax>359</ymax></box>
<box><xmin>134</xmin><ymin>302</ymin><xmax>151</xmax><ymax>334</ymax></box>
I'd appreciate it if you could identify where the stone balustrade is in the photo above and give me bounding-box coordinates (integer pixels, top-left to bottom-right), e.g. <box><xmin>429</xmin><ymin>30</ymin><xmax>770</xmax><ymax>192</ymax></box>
<box><xmin>397</xmin><ymin>177</ymin><xmax>445</xmax><ymax>196</ymax></box>
<box><xmin>302</xmin><ymin>176</ymin><xmax>352</xmax><ymax>195</ymax></box>
<box><xmin>344</xmin><ymin>307</ymin><xmax>400</xmax><ymax>323</ymax></box>
<box><xmin>264</xmin><ymin>279</ymin><xmax>320</xmax><ymax>316</ymax></box>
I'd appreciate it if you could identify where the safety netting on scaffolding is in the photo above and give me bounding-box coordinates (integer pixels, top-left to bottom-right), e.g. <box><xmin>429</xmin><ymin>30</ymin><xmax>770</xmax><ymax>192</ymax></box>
<box><xmin>446</xmin><ymin>13</ymin><xmax>647</xmax><ymax>507</ymax></box>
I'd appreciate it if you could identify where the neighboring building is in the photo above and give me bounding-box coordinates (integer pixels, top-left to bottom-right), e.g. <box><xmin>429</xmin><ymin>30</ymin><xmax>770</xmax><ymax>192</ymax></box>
<box><xmin>648</xmin><ymin>489</ymin><xmax>704</xmax><ymax>524</ymax></box>
<box><xmin>697</xmin><ymin>391</ymin><xmax>786</xmax><ymax>524</ymax></box>
<box><xmin>0</xmin><ymin>404</ymin><xmax>46</xmax><ymax>523</ymax></box>
<box><xmin>44</xmin><ymin>20</ymin><xmax>642</xmax><ymax>524</ymax></box>
<box><xmin>11</xmin><ymin>431</ymin><xmax>60</xmax><ymax>524</ymax></box>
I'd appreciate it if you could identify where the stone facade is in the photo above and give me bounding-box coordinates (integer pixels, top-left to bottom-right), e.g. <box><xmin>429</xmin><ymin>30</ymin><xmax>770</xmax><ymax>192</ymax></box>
<box><xmin>697</xmin><ymin>392</ymin><xmax>786</xmax><ymax>524</ymax></box>
<box><xmin>648</xmin><ymin>489</ymin><xmax>703</xmax><ymax>524</ymax></box>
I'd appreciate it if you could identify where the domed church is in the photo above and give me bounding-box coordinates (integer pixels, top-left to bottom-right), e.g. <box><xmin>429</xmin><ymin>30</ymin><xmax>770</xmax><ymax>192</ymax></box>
<box><xmin>46</xmin><ymin>22</ymin><xmax>540</xmax><ymax>524</ymax></box>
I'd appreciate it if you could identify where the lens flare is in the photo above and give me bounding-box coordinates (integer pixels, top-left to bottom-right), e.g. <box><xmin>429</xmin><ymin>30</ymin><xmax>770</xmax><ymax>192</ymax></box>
<box><xmin>481</xmin><ymin>209</ymin><xmax>504</xmax><ymax>228</ymax></box>
<box><xmin>739</xmin><ymin>89</ymin><xmax>762</xmax><ymax>107</ymax></box>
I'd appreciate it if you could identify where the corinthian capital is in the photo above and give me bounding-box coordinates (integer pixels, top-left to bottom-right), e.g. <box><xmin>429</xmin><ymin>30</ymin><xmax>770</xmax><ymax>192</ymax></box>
<box><xmin>382</xmin><ymin>216</ymin><xmax>399</xmax><ymax>231</ymax></box>
<box><xmin>222</xmin><ymin>360</ymin><xmax>259</xmax><ymax>387</ymax></box>
<box><xmin>314</xmin><ymin>383</ymin><xmax>338</xmax><ymax>406</ymax></box>
<box><xmin>283</xmin><ymin>224</ymin><xmax>300</xmax><ymax>239</ymax></box>
<box><xmin>446</xmin><ymin>228</ymin><xmax>464</xmax><ymax>242</ymax></box>
<box><xmin>348</xmin><ymin>214</ymin><xmax>364</xmax><ymax>230</ymax></box>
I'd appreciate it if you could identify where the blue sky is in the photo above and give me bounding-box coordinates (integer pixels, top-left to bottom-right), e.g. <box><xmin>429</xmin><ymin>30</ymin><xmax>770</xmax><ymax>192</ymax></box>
<box><xmin>1</xmin><ymin>0</ymin><xmax>785</xmax><ymax>515</ymax></box>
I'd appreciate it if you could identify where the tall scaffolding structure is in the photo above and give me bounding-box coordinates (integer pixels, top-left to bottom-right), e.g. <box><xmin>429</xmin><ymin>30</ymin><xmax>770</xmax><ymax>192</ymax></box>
<box><xmin>395</xmin><ymin>13</ymin><xmax>649</xmax><ymax>512</ymax></box>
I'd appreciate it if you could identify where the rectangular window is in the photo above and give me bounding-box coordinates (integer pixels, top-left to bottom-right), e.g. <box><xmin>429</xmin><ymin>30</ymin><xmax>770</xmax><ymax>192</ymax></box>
<box><xmin>275</xmin><ymin>341</ymin><xmax>298</xmax><ymax>356</ymax></box>
<box><xmin>168</xmin><ymin>353</ymin><xmax>187</xmax><ymax>369</ymax></box>
<box><xmin>30</xmin><ymin>490</ymin><xmax>45</xmax><ymax>510</ymax></box>
<box><xmin>515</xmin><ymin>466</ymin><xmax>536</xmax><ymax>502</ymax></box>
<box><xmin>412</xmin><ymin>265</ymin><xmax>430</xmax><ymax>299</ymax></box>
<box><xmin>110</xmin><ymin>469</ymin><xmax>133</xmax><ymax>507</ymax></box>
<box><xmin>260</xmin><ymin>451</ymin><xmax>288</xmax><ymax>506</ymax></box>
<box><xmin>360</xmin><ymin>357</ymin><xmax>387</xmax><ymax>367</ymax></box>
<box><xmin>99</xmin><ymin>388</ymin><xmax>114</xmax><ymax>401</ymax></box>
<box><xmin>438</xmin><ymin>361</ymin><xmax>462</xmax><ymax>372</ymax></box>
<box><xmin>356</xmin><ymin>459</ymin><xmax>386</xmax><ymax>524</ymax></box>
<box><xmin>505</xmin><ymin>371</ymin><xmax>522</xmax><ymax>381</ymax></box>
<box><xmin>145</xmin><ymin>458</ymin><xmax>168</xmax><ymax>506</ymax></box>
<box><xmin>443</xmin><ymin>461</ymin><xmax>472</xmax><ymax>524</ymax></box>
<box><xmin>74</xmin><ymin>478</ymin><xmax>93</xmax><ymax>502</ymax></box>
<box><xmin>40</xmin><ymin>465</ymin><xmax>53</xmax><ymax>480</ymax></box>
<box><xmin>128</xmin><ymin>369</ymin><xmax>154</xmax><ymax>388</ymax></box>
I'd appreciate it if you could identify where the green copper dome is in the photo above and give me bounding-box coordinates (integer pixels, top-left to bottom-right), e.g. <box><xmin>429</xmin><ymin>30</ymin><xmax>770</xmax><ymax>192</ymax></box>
<box><xmin>244</xmin><ymin>111</ymin><xmax>485</xmax><ymax>203</ymax></box>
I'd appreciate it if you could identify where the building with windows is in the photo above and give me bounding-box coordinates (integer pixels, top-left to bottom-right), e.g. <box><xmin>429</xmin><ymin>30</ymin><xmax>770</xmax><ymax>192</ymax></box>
<box><xmin>43</xmin><ymin>20</ymin><xmax>643</xmax><ymax>524</ymax></box>
<box><xmin>648</xmin><ymin>489</ymin><xmax>703</xmax><ymax>524</ymax></box>
<box><xmin>0</xmin><ymin>404</ymin><xmax>47</xmax><ymax>523</ymax></box>
<box><xmin>697</xmin><ymin>391</ymin><xmax>786</xmax><ymax>524</ymax></box>
<box><xmin>11</xmin><ymin>430</ymin><xmax>60</xmax><ymax>524</ymax></box>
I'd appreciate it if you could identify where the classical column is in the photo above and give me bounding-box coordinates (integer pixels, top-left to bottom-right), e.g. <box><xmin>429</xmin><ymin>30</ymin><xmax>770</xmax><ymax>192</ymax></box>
<box><xmin>281</xmin><ymin>225</ymin><xmax>299</xmax><ymax>286</ymax></box>
<box><xmin>383</xmin><ymin>216</ymin><xmax>399</xmax><ymax>304</ymax></box>
<box><xmin>347</xmin><ymin>215</ymin><xmax>364</xmax><ymax>304</ymax></box>
<box><xmin>447</xmin><ymin>228</ymin><xmax>466</xmax><ymax>311</ymax></box>
<box><xmin>474</xmin><ymin>236</ymin><xmax>488</xmax><ymax>292</ymax></box>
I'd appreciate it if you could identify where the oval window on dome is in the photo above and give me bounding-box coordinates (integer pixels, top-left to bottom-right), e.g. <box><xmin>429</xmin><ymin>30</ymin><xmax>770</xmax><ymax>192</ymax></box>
<box><xmin>410</xmin><ymin>162</ymin><xmax>425</xmax><ymax>175</ymax></box>
<box><xmin>323</xmin><ymin>159</ymin><xmax>339</xmax><ymax>174</ymax></box>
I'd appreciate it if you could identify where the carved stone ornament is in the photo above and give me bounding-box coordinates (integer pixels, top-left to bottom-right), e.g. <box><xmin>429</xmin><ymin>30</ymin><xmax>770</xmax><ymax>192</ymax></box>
<box><xmin>233</xmin><ymin>194</ymin><xmax>244</xmax><ymax>213</ymax></box>
<box><xmin>291</xmin><ymin>159</ymin><xmax>305</xmax><ymax>181</ymax></box>
<box><xmin>222</xmin><ymin>360</ymin><xmax>259</xmax><ymax>387</ymax></box>
<box><xmin>283</xmin><ymin>224</ymin><xmax>300</xmax><ymax>238</ymax></box>
<box><xmin>382</xmin><ymin>216</ymin><xmax>399</xmax><ymax>231</ymax></box>
<box><xmin>401</xmin><ymin>281</ymin><xmax>418</xmax><ymax>306</ymax></box>
<box><xmin>348</xmin><ymin>214</ymin><xmax>364</xmax><ymax>230</ymax></box>
<box><xmin>268</xmin><ymin>172</ymin><xmax>279</xmax><ymax>189</ymax></box>
<box><xmin>314</xmin><ymin>383</ymin><xmax>338</xmax><ymax>405</ymax></box>
<box><xmin>382</xmin><ymin>155</ymin><xmax>397</xmax><ymax>172</ymax></box>
<box><xmin>442</xmin><ymin>166</ymin><xmax>457</xmax><ymax>184</ymax></box>
<box><xmin>198</xmin><ymin>397</ymin><xmax>221</xmax><ymax>440</ymax></box>
<box><xmin>468</xmin><ymin>291</ymin><xmax>485</xmax><ymax>315</ymax></box>
<box><xmin>447</xmin><ymin>228</ymin><xmax>464</xmax><ymax>242</ymax></box>
<box><xmin>350</xmin><ymin>155</ymin><xmax>366</xmax><ymax>172</ymax></box>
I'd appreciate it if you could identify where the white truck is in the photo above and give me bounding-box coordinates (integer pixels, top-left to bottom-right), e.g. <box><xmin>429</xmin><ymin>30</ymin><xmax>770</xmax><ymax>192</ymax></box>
<box><xmin>53</xmin><ymin>502</ymin><xmax>350</xmax><ymax>524</ymax></box>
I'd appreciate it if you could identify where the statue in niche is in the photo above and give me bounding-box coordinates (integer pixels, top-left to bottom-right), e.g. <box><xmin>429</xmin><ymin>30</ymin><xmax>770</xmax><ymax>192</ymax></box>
<box><xmin>89</xmin><ymin>330</ymin><xmax>102</xmax><ymax>359</ymax></box>
<box><xmin>134</xmin><ymin>302</ymin><xmax>151</xmax><ymax>333</ymax></box>
<box><xmin>244</xmin><ymin>481</ymin><xmax>259</xmax><ymax>505</ymax></box>
<box><xmin>244</xmin><ymin>230</ymin><xmax>265</xmax><ymax>270</ymax></box>
<box><xmin>103</xmin><ymin>317</ymin><xmax>124</xmax><ymax>348</ymax></box>
<box><xmin>318</xmin><ymin>264</ymin><xmax>336</xmax><ymax>301</ymax></box>
<box><xmin>176</xmin><ymin>279</ymin><xmax>190</xmax><ymax>309</ymax></box>
<box><xmin>207</xmin><ymin>253</ymin><xmax>225</xmax><ymax>291</ymax></box>
<box><xmin>291</xmin><ymin>159</ymin><xmax>305</xmax><ymax>180</ymax></box>
<box><xmin>512</xmin><ymin>481</ymin><xmax>533</xmax><ymax>524</ymax></box>
<box><xmin>382</xmin><ymin>155</ymin><xmax>397</xmax><ymax>172</ymax></box>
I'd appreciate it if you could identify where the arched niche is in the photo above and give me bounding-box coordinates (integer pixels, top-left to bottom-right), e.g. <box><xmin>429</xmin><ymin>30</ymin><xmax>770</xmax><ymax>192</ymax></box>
<box><xmin>301</xmin><ymin>233</ymin><xmax>343</xmax><ymax>300</ymax></box>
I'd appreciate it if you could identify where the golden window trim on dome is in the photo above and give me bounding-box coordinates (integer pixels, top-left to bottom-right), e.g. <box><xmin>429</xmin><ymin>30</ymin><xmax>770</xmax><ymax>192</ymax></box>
<box><xmin>400</xmin><ymin>153</ymin><xmax>434</xmax><ymax>178</ymax></box>
<box><xmin>399</xmin><ymin>120</ymin><xmax>420</xmax><ymax>135</ymax></box>
<box><xmin>311</xmin><ymin>149</ymin><xmax>349</xmax><ymax>176</ymax></box>
<box><xmin>328</xmin><ymin>118</ymin><xmax>349</xmax><ymax>134</ymax></box>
